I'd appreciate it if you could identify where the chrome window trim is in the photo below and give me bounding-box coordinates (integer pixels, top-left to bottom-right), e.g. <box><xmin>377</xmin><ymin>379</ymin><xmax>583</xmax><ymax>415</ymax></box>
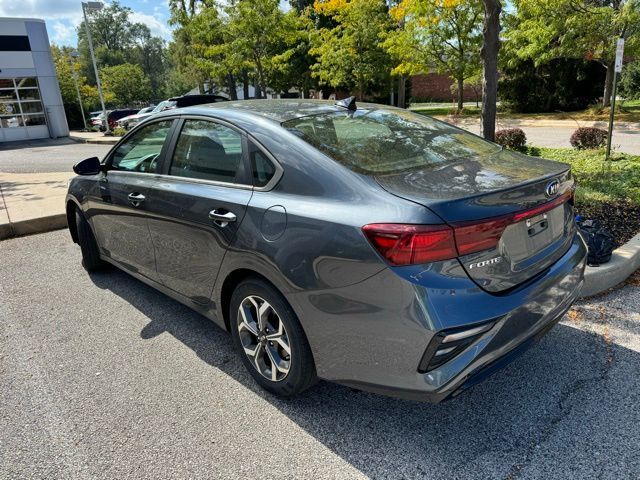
<box><xmin>107</xmin><ymin>169</ymin><xmax>254</xmax><ymax>191</ymax></box>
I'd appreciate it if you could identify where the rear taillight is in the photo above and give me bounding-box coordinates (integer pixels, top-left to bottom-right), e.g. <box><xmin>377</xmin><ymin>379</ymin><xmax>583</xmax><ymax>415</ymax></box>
<box><xmin>362</xmin><ymin>224</ymin><xmax>457</xmax><ymax>266</ymax></box>
<box><xmin>363</xmin><ymin>190</ymin><xmax>573</xmax><ymax>266</ymax></box>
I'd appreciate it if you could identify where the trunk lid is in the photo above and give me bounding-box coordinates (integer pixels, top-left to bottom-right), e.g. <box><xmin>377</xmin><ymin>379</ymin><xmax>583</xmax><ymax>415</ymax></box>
<box><xmin>375</xmin><ymin>149</ymin><xmax>576</xmax><ymax>292</ymax></box>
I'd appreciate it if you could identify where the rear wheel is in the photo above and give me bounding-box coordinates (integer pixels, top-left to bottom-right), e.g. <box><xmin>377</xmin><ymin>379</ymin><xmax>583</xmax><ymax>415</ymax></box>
<box><xmin>230</xmin><ymin>278</ymin><xmax>317</xmax><ymax>397</ymax></box>
<box><xmin>75</xmin><ymin>208</ymin><xmax>106</xmax><ymax>272</ymax></box>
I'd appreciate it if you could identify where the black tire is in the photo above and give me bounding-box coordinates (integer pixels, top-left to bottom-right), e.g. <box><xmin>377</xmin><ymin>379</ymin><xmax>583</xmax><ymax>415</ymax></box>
<box><xmin>75</xmin><ymin>208</ymin><xmax>106</xmax><ymax>272</ymax></box>
<box><xmin>230</xmin><ymin>278</ymin><xmax>317</xmax><ymax>397</ymax></box>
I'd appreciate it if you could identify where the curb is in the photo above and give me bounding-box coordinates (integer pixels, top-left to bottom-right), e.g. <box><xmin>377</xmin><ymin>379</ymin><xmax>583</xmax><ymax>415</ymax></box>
<box><xmin>0</xmin><ymin>214</ymin><xmax>67</xmax><ymax>241</ymax></box>
<box><xmin>69</xmin><ymin>135</ymin><xmax>119</xmax><ymax>145</ymax></box>
<box><xmin>581</xmin><ymin>232</ymin><xmax>640</xmax><ymax>297</ymax></box>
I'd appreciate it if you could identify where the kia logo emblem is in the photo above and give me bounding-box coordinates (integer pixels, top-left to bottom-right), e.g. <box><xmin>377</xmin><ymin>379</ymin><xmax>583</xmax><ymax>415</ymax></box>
<box><xmin>545</xmin><ymin>180</ymin><xmax>559</xmax><ymax>197</ymax></box>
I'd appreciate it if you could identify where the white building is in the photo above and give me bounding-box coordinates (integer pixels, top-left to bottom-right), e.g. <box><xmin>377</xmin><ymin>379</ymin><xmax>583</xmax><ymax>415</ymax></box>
<box><xmin>0</xmin><ymin>18</ymin><xmax>68</xmax><ymax>143</ymax></box>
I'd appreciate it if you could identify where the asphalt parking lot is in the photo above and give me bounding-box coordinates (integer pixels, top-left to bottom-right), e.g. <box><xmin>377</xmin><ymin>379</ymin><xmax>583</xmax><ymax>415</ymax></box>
<box><xmin>1</xmin><ymin>230</ymin><xmax>639</xmax><ymax>479</ymax></box>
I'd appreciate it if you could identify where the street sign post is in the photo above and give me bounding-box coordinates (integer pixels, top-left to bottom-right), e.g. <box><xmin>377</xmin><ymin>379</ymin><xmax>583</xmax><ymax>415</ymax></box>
<box><xmin>606</xmin><ymin>38</ymin><xmax>625</xmax><ymax>162</ymax></box>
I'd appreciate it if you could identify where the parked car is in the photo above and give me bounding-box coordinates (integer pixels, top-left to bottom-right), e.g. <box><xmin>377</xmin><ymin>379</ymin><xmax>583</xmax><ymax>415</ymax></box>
<box><xmin>115</xmin><ymin>106</ymin><xmax>155</xmax><ymax>130</ymax></box>
<box><xmin>66</xmin><ymin>99</ymin><xmax>587</xmax><ymax>402</ymax></box>
<box><xmin>106</xmin><ymin>109</ymin><xmax>138</xmax><ymax>131</ymax></box>
<box><xmin>168</xmin><ymin>94</ymin><xmax>228</xmax><ymax>108</ymax></box>
<box><xmin>89</xmin><ymin>112</ymin><xmax>106</xmax><ymax>130</ymax></box>
<box><xmin>115</xmin><ymin>101</ymin><xmax>175</xmax><ymax>131</ymax></box>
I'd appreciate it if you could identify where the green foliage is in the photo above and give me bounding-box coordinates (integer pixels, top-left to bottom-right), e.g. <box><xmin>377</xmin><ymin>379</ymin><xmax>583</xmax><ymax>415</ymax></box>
<box><xmin>525</xmin><ymin>147</ymin><xmax>640</xmax><ymax>206</ymax></box>
<box><xmin>499</xmin><ymin>58</ymin><xmax>606</xmax><ymax>112</ymax></box>
<box><xmin>112</xmin><ymin>126</ymin><xmax>127</xmax><ymax>137</ymax></box>
<box><xmin>505</xmin><ymin>0</ymin><xmax>640</xmax><ymax>68</ymax></box>
<box><xmin>620</xmin><ymin>61</ymin><xmax>640</xmax><ymax>100</ymax></box>
<box><xmin>383</xmin><ymin>0</ymin><xmax>483</xmax><ymax>109</ymax></box>
<box><xmin>76</xmin><ymin>0</ymin><xmax>168</xmax><ymax>98</ymax></box>
<box><xmin>310</xmin><ymin>0</ymin><xmax>392</xmax><ymax>99</ymax></box>
<box><xmin>101</xmin><ymin>63</ymin><xmax>152</xmax><ymax>106</ymax></box>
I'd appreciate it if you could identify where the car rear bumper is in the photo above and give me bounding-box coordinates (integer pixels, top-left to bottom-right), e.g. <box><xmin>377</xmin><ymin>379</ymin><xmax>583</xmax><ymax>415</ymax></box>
<box><xmin>289</xmin><ymin>233</ymin><xmax>587</xmax><ymax>403</ymax></box>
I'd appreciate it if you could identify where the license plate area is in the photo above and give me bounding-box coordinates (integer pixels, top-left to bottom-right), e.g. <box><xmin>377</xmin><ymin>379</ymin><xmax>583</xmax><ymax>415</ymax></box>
<box><xmin>526</xmin><ymin>213</ymin><xmax>549</xmax><ymax>237</ymax></box>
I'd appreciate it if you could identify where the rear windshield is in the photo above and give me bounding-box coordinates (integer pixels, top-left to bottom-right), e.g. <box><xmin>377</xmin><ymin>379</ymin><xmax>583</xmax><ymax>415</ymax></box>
<box><xmin>282</xmin><ymin>109</ymin><xmax>501</xmax><ymax>175</ymax></box>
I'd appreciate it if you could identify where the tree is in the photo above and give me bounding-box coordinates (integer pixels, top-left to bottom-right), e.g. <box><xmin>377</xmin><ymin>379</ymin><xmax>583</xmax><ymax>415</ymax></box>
<box><xmin>311</xmin><ymin>0</ymin><xmax>392</xmax><ymax>100</ymax></box>
<box><xmin>101</xmin><ymin>63</ymin><xmax>152</xmax><ymax>106</ymax></box>
<box><xmin>480</xmin><ymin>0</ymin><xmax>501</xmax><ymax>141</ymax></box>
<box><xmin>620</xmin><ymin>60</ymin><xmax>640</xmax><ymax>99</ymax></box>
<box><xmin>225</xmin><ymin>0</ymin><xmax>294</xmax><ymax>98</ymax></box>
<box><xmin>77</xmin><ymin>0</ymin><xmax>168</xmax><ymax>95</ymax></box>
<box><xmin>384</xmin><ymin>0</ymin><xmax>483</xmax><ymax>111</ymax></box>
<box><xmin>51</xmin><ymin>45</ymin><xmax>100</xmax><ymax>127</ymax></box>
<box><xmin>506</xmin><ymin>0</ymin><xmax>640</xmax><ymax>107</ymax></box>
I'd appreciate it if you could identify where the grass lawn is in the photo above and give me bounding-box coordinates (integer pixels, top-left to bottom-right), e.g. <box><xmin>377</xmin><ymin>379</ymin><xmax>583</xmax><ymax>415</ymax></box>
<box><xmin>411</xmin><ymin>99</ymin><xmax>640</xmax><ymax>123</ymax></box>
<box><xmin>525</xmin><ymin>146</ymin><xmax>640</xmax><ymax>244</ymax></box>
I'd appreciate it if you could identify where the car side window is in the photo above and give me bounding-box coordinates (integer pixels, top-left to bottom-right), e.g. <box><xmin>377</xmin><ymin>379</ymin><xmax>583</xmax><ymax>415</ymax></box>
<box><xmin>170</xmin><ymin>120</ymin><xmax>243</xmax><ymax>183</ymax></box>
<box><xmin>111</xmin><ymin>120</ymin><xmax>173</xmax><ymax>173</ymax></box>
<box><xmin>250</xmin><ymin>143</ymin><xmax>276</xmax><ymax>188</ymax></box>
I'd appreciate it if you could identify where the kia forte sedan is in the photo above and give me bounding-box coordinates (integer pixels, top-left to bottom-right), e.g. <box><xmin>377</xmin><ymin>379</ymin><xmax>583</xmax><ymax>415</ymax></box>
<box><xmin>66</xmin><ymin>99</ymin><xmax>587</xmax><ymax>402</ymax></box>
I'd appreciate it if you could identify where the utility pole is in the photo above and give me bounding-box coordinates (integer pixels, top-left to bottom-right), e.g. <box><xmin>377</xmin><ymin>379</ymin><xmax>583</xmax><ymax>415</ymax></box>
<box><xmin>81</xmin><ymin>1</ymin><xmax>110</xmax><ymax>134</ymax></box>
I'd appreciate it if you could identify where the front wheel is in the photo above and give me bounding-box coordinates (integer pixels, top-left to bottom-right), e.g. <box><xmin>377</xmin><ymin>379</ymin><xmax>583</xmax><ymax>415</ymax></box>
<box><xmin>75</xmin><ymin>208</ymin><xmax>106</xmax><ymax>272</ymax></box>
<box><xmin>230</xmin><ymin>278</ymin><xmax>317</xmax><ymax>397</ymax></box>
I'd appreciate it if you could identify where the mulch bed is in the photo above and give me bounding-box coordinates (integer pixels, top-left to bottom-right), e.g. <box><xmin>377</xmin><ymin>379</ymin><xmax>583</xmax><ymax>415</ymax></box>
<box><xmin>575</xmin><ymin>199</ymin><xmax>640</xmax><ymax>247</ymax></box>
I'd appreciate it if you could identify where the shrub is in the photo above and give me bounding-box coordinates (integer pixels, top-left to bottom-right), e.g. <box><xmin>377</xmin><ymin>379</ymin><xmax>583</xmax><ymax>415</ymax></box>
<box><xmin>570</xmin><ymin>127</ymin><xmax>607</xmax><ymax>150</ymax></box>
<box><xmin>499</xmin><ymin>58</ymin><xmax>605</xmax><ymax>113</ymax></box>
<box><xmin>112</xmin><ymin>126</ymin><xmax>127</xmax><ymax>137</ymax></box>
<box><xmin>495</xmin><ymin>128</ymin><xmax>527</xmax><ymax>150</ymax></box>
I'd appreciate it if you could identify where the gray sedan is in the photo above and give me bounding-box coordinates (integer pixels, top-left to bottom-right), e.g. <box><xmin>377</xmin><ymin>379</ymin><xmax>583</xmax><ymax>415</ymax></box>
<box><xmin>66</xmin><ymin>99</ymin><xmax>587</xmax><ymax>402</ymax></box>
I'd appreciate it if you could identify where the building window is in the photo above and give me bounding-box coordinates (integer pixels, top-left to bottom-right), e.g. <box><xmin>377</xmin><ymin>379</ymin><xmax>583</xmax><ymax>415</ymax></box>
<box><xmin>0</xmin><ymin>35</ymin><xmax>31</xmax><ymax>52</ymax></box>
<box><xmin>0</xmin><ymin>77</ymin><xmax>46</xmax><ymax>129</ymax></box>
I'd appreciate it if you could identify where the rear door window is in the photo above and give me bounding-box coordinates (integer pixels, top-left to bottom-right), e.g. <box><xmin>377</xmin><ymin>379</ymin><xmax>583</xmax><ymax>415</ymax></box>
<box><xmin>170</xmin><ymin>120</ymin><xmax>243</xmax><ymax>183</ymax></box>
<box><xmin>249</xmin><ymin>143</ymin><xmax>276</xmax><ymax>187</ymax></box>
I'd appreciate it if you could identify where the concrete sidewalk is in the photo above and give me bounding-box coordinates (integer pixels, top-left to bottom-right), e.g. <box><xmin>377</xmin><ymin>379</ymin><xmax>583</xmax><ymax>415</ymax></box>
<box><xmin>69</xmin><ymin>130</ymin><xmax>120</xmax><ymax>145</ymax></box>
<box><xmin>0</xmin><ymin>171</ymin><xmax>72</xmax><ymax>239</ymax></box>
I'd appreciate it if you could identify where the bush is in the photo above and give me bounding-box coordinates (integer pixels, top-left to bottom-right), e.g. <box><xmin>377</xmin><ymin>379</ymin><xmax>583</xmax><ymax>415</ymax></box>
<box><xmin>570</xmin><ymin>127</ymin><xmax>607</xmax><ymax>150</ymax></box>
<box><xmin>495</xmin><ymin>128</ymin><xmax>527</xmax><ymax>150</ymax></box>
<box><xmin>112</xmin><ymin>126</ymin><xmax>127</xmax><ymax>137</ymax></box>
<box><xmin>620</xmin><ymin>61</ymin><xmax>640</xmax><ymax>101</ymax></box>
<box><xmin>499</xmin><ymin>58</ymin><xmax>605</xmax><ymax>113</ymax></box>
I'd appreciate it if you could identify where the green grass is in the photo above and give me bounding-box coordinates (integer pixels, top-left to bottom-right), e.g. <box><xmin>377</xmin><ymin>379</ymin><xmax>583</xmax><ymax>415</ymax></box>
<box><xmin>411</xmin><ymin>101</ymin><xmax>640</xmax><ymax>122</ymax></box>
<box><xmin>410</xmin><ymin>105</ymin><xmax>481</xmax><ymax>116</ymax></box>
<box><xmin>524</xmin><ymin>147</ymin><xmax>640</xmax><ymax>206</ymax></box>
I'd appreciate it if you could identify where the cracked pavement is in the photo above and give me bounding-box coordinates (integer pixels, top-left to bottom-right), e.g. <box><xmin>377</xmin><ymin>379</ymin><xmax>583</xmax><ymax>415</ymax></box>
<box><xmin>1</xmin><ymin>231</ymin><xmax>639</xmax><ymax>479</ymax></box>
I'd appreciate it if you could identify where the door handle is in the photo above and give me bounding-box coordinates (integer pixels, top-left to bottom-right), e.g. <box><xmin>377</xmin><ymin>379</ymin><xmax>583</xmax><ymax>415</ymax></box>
<box><xmin>128</xmin><ymin>192</ymin><xmax>146</xmax><ymax>206</ymax></box>
<box><xmin>209</xmin><ymin>209</ymin><xmax>237</xmax><ymax>227</ymax></box>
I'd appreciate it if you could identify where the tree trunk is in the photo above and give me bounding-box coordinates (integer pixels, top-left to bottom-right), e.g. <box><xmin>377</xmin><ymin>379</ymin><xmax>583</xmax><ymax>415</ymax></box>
<box><xmin>480</xmin><ymin>0</ymin><xmax>501</xmax><ymax>142</ymax></box>
<box><xmin>254</xmin><ymin>76</ymin><xmax>261</xmax><ymax>99</ymax></box>
<box><xmin>603</xmin><ymin>60</ymin><xmax>615</xmax><ymax>107</ymax></box>
<box><xmin>242</xmin><ymin>70</ymin><xmax>250</xmax><ymax>99</ymax></box>
<box><xmin>227</xmin><ymin>74</ymin><xmax>238</xmax><ymax>100</ymax></box>
<box><xmin>457</xmin><ymin>76</ymin><xmax>464</xmax><ymax>111</ymax></box>
<box><xmin>397</xmin><ymin>76</ymin><xmax>406</xmax><ymax>108</ymax></box>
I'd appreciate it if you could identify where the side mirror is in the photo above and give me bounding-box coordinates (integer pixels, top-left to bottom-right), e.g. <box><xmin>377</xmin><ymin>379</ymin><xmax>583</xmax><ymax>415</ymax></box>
<box><xmin>73</xmin><ymin>156</ymin><xmax>102</xmax><ymax>176</ymax></box>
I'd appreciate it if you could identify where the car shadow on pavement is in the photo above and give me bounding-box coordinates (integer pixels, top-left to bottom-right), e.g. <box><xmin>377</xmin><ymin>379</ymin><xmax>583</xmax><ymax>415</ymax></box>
<box><xmin>88</xmin><ymin>268</ymin><xmax>640</xmax><ymax>478</ymax></box>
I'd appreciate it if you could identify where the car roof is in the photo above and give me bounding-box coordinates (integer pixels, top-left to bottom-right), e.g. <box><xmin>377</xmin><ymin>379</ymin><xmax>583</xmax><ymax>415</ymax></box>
<box><xmin>163</xmin><ymin>99</ymin><xmax>385</xmax><ymax>124</ymax></box>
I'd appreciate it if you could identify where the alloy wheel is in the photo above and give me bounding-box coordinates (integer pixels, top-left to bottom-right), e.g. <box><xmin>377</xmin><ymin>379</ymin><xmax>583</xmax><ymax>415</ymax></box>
<box><xmin>237</xmin><ymin>295</ymin><xmax>291</xmax><ymax>382</ymax></box>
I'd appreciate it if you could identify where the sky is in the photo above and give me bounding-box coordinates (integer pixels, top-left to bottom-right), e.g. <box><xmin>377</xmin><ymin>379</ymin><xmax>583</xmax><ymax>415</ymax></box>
<box><xmin>0</xmin><ymin>0</ymin><xmax>291</xmax><ymax>47</ymax></box>
<box><xmin>0</xmin><ymin>0</ymin><xmax>168</xmax><ymax>47</ymax></box>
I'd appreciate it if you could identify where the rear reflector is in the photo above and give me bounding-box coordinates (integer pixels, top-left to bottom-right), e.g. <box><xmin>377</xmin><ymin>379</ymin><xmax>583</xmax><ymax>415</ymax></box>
<box><xmin>363</xmin><ymin>189</ymin><xmax>573</xmax><ymax>266</ymax></box>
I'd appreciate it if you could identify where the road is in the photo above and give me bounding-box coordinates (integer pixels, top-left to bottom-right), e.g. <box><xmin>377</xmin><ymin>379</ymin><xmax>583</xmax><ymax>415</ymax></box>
<box><xmin>0</xmin><ymin>139</ymin><xmax>111</xmax><ymax>173</ymax></box>
<box><xmin>1</xmin><ymin>230</ymin><xmax>639</xmax><ymax>479</ymax></box>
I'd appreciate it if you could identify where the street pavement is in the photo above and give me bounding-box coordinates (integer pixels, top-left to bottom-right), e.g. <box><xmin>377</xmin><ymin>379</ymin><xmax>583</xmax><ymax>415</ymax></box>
<box><xmin>0</xmin><ymin>138</ymin><xmax>111</xmax><ymax>174</ymax></box>
<box><xmin>1</xmin><ymin>230</ymin><xmax>639</xmax><ymax>479</ymax></box>
<box><xmin>445</xmin><ymin>118</ymin><xmax>640</xmax><ymax>155</ymax></box>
